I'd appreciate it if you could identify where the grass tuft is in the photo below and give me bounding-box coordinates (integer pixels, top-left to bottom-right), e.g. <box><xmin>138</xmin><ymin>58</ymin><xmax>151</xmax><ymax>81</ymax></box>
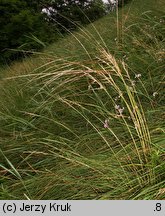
<box><xmin>0</xmin><ymin>0</ymin><xmax>164</xmax><ymax>199</ymax></box>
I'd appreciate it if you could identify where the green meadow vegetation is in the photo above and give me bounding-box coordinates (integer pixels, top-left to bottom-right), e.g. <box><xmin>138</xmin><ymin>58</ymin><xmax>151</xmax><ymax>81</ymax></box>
<box><xmin>0</xmin><ymin>0</ymin><xmax>165</xmax><ymax>199</ymax></box>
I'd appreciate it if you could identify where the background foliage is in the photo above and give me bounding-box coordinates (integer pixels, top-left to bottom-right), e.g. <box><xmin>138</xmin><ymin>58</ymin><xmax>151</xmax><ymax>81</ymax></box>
<box><xmin>0</xmin><ymin>0</ymin><xmax>106</xmax><ymax>63</ymax></box>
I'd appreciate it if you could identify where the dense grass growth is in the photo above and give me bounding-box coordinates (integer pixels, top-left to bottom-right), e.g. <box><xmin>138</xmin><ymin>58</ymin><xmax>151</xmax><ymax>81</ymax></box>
<box><xmin>0</xmin><ymin>0</ymin><xmax>165</xmax><ymax>199</ymax></box>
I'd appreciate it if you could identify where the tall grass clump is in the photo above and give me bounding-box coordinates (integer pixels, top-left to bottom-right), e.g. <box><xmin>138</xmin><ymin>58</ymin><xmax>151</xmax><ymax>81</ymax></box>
<box><xmin>0</xmin><ymin>1</ymin><xmax>164</xmax><ymax>199</ymax></box>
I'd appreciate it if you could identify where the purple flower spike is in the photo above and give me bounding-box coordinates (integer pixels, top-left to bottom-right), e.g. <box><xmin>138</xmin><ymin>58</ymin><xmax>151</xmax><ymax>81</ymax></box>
<box><xmin>104</xmin><ymin>119</ymin><xmax>109</xmax><ymax>128</ymax></box>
